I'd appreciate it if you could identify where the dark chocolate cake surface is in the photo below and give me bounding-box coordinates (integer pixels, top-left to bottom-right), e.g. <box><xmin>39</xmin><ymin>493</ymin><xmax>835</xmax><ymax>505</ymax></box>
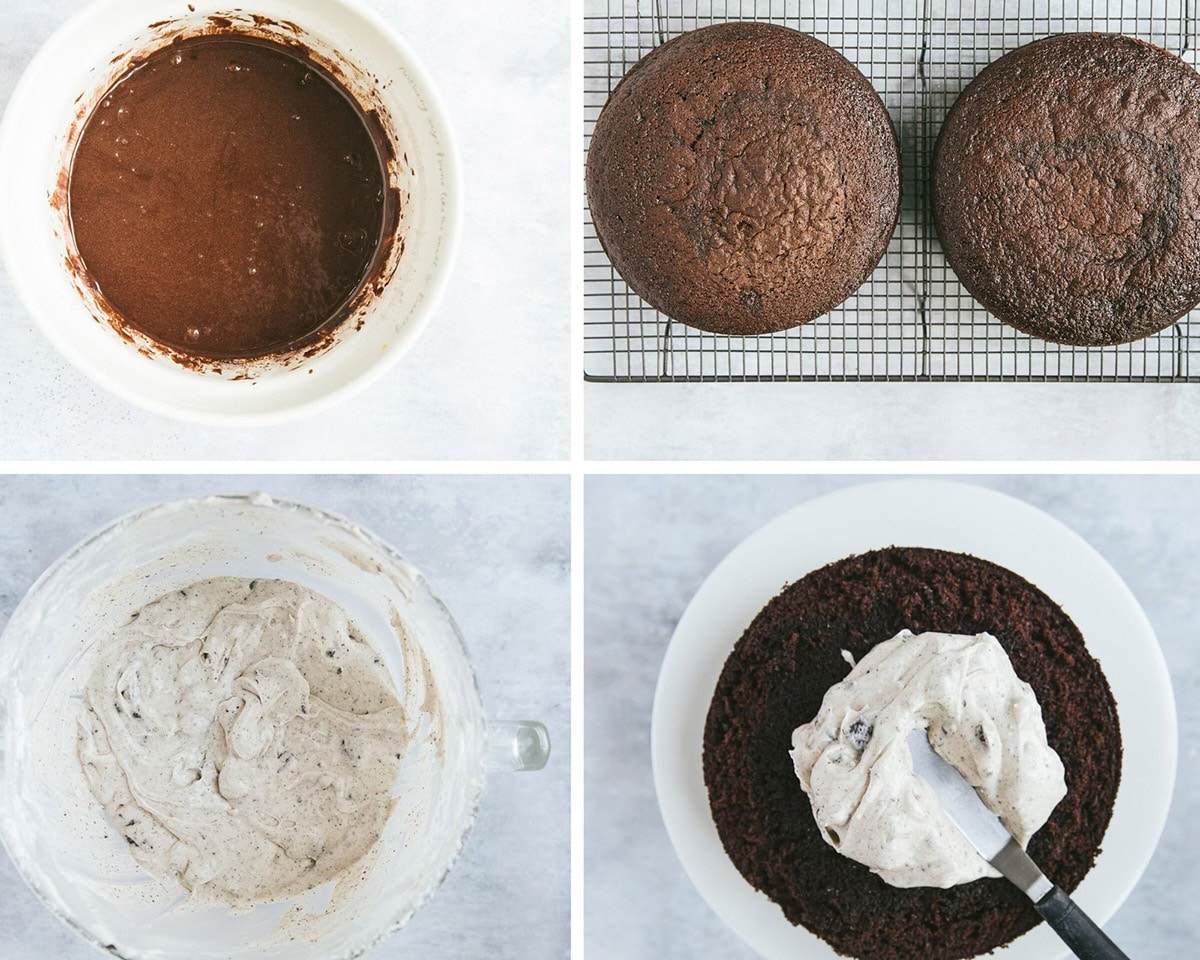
<box><xmin>933</xmin><ymin>33</ymin><xmax>1200</xmax><ymax>346</ymax></box>
<box><xmin>703</xmin><ymin>547</ymin><xmax>1122</xmax><ymax>960</ymax></box>
<box><xmin>586</xmin><ymin>22</ymin><xmax>900</xmax><ymax>336</ymax></box>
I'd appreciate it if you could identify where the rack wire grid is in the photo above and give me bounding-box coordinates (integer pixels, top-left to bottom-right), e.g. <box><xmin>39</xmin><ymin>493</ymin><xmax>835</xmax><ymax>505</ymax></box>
<box><xmin>583</xmin><ymin>0</ymin><xmax>1200</xmax><ymax>382</ymax></box>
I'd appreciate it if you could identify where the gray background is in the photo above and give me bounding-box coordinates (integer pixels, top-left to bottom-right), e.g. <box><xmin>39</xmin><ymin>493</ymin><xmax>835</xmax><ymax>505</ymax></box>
<box><xmin>585</xmin><ymin>382</ymin><xmax>1200</xmax><ymax>460</ymax></box>
<box><xmin>585</xmin><ymin>474</ymin><xmax>1199</xmax><ymax>958</ymax></box>
<box><xmin>0</xmin><ymin>0</ymin><xmax>568</xmax><ymax>460</ymax></box>
<box><xmin>0</xmin><ymin>474</ymin><xmax>570</xmax><ymax>959</ymax></box>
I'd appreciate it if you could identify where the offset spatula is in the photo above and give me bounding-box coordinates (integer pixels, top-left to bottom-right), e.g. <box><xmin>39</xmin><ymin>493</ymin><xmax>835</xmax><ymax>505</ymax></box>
<box><xmin>905</xmin><ymin>728</ymin><xmax>1129</xmax><ymax>960</ymax></box>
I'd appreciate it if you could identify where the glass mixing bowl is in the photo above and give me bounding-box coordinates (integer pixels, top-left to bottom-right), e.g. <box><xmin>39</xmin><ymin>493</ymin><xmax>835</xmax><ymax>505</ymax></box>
<box><xmin>0</xmin><ymin>493</ymin><xmax>548</xmax><ymax>960</ymax></box>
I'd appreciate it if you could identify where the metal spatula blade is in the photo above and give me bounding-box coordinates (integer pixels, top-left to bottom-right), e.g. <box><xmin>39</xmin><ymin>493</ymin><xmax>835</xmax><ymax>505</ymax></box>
<box><xmin>905</xmin><ymin>728</ymin><xmax>1129</xmax><ymax>960</ymax></box>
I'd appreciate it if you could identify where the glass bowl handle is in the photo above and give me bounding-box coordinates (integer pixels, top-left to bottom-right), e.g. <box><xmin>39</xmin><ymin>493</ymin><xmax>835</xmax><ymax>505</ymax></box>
<box><xmin>486</xmin><ymin>719</ymin><xmax>550</xmax><ymax>772</ymax></box>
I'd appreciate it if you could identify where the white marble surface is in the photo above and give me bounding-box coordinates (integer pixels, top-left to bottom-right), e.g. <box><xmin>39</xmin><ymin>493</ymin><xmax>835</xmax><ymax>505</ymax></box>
<box><xmin>585</xmin><ymin>474</ymin><xmax>1199</xmax><ymax>958</ymax></box>
<box><xmin>0</xmin><ymin>1</ymin><xmax>568</xmax><ymax>460</ymax></box>
<box><xmin>585</xmin><ymin>382</ymin><xmax>1200</xmax><ymax>460</ymax></box>
<box><xmin>0</xmin><ymin>474</ymin><xmax>570</xmax><ymax>959</ymax></box>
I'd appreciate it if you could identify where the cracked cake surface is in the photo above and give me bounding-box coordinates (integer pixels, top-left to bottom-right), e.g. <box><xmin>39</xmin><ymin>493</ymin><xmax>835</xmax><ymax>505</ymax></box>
<box><xmin>586</xmin><ymin>22</ymin><xmax>900</xmax><ymax>335</ymax></box>
<box><xmin>933</xmin><ymin>33</ymin><xmax>1200</xmax><ymax>346</ymax></box>
<box><xmin>703</xmin><ymin>546</ymin><xmax>1122</xmax><ymax>960</ymax></box>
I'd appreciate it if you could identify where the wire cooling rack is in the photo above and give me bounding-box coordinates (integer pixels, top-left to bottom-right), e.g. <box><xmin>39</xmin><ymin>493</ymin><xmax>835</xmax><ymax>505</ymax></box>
<box><xmin>583</xmin><ymin>0</ymin><xmax>1200</xmax><ymax>382</ymax></box>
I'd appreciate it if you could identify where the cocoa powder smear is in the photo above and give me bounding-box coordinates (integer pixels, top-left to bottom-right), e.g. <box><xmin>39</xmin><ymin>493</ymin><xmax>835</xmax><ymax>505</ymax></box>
<box><xmin>68</xmin><ymin>35</ymin><xmax>394</xmax><ymax>361</ymax></box>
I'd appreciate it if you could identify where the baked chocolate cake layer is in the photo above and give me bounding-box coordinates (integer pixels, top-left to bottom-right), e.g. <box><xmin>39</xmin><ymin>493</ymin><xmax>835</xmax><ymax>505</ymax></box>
<box><xmin>933</xmin><ymin>33</ymin><xmax>1200</xmax><ymax>346</ymax></box>
<box><xmin>586</xmin><ymin>22</ymin><xmax>900</xmax><ymax>336</ymax></box>
<box><xmin>703</xmin><ymin>547</ymin><xmax>1122</xmax><ymax>960</ymax></box>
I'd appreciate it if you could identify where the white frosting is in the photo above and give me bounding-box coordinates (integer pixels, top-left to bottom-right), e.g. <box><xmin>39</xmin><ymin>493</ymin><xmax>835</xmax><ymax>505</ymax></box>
<box><xmin>789</xmin><ymin>630</ymin><xmax>1066</xmax><ymax>888</ymax></box>
<box><xmin>77</xmin><ymin>577</ymin><xmax>407</xmax><ymax>908</ymax></box>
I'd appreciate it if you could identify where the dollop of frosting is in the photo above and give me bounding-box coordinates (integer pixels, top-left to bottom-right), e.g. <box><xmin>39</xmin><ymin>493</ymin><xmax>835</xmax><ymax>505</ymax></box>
<box><xmin>77</xmin><ymin>577</ymin><xmax>407</xmax><ymax>908</ymax></box>
<box><xmin>789</xmin><ymin>630</ymin><xmax>1066</xmax><ymax>888</ymax></box>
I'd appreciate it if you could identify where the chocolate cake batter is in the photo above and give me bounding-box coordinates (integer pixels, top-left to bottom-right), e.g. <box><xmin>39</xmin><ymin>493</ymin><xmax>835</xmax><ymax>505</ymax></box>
<box><xmin>68</xmin><ymin>35</ymin><xmax>394</xmax><ymax>361</ymax></box>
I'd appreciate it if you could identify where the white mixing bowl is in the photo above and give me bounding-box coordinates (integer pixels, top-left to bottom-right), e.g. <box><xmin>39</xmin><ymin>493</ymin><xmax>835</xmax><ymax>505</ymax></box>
<box><xmin>0</xmin><ymin>0</ymin><xmax>460</xmax><ymax>424</ymax></box>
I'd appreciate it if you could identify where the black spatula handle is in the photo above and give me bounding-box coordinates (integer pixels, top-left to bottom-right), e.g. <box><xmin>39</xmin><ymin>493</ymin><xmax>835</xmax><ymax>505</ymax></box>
<box><xmin>1035</xmin><ymin>886</ymin><xmax>1130</xmax><ymax>960</ymax></box>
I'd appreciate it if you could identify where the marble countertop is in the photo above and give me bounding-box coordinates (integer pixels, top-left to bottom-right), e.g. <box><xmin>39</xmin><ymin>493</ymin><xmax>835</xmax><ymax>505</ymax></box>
<box><xmin>585</xmin><ymin>382</ymin><xmax>1200</xmax><ymax>460</ymax></box>
<box><xmin>585</xmin><ymin>474</ymin><xmax>1199</xmax><ymax>957</ymax></box>
<box><xmin>0</xmin><ymin>0</ymin><xmax>568</xmax><ymax>460</ymax></box>
<box><xmin>0</xmin><ymin>474</ymin><xmax>570</xmax><ymax>959</ymax></box>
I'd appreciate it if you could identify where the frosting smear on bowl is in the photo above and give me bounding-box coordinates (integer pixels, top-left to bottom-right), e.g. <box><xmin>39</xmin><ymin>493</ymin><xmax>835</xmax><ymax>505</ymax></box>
<box><xmin>77</xmin><ymin>577</ymin><xmax>406</xmax><ymax>908</ymax></box>
<box><xmin>789</xmin><ymin>630</ymin><xmax>1066</xmax><ymax>888</ymax></box>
